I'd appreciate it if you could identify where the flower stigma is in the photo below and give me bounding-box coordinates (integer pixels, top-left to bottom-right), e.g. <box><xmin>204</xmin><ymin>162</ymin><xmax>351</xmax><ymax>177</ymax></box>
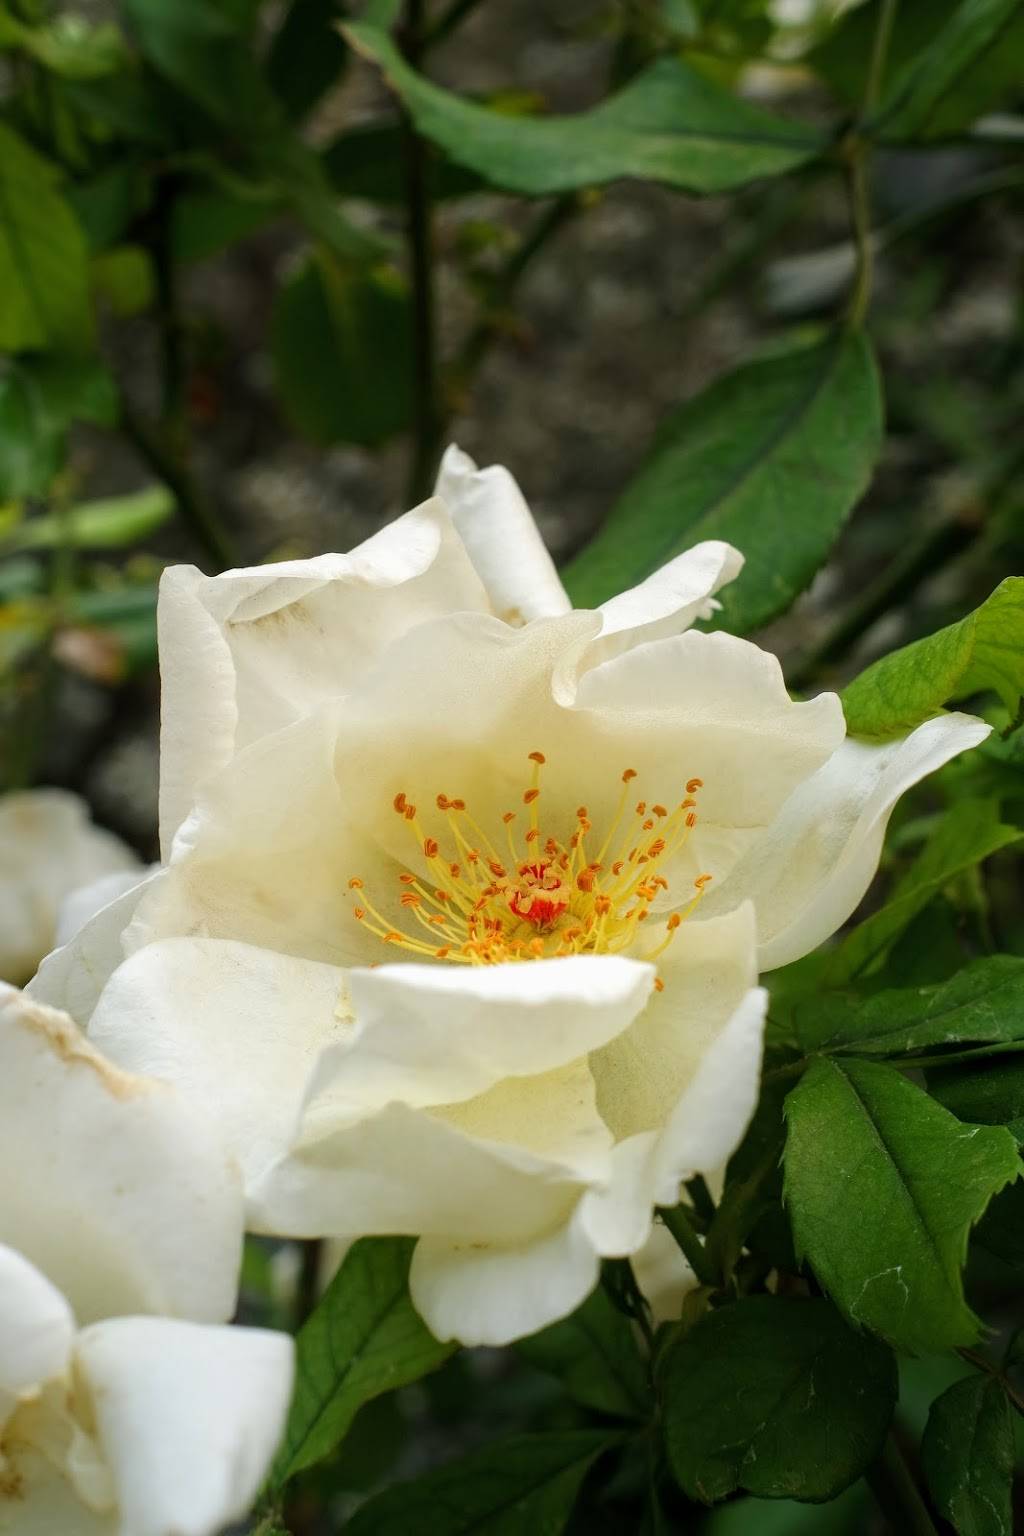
<box><xmin>348</xmin><ymin>754</ymin><xmax>712</xmax><ymax>982</ymax></box>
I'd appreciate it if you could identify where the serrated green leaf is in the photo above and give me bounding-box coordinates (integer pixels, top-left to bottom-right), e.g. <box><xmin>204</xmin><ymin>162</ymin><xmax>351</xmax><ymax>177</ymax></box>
<box><xmin>797</xmin><ymin>955</ymin><xmax>1024</xmax><ymax>1058</ymax></box>
<box><xmin>270</xmin><ymin>1237</ymin><xmax>454</xmax><ymax>1489</ymax></box>
<box><xmin>784</xmin><ymin>1057</ymin><xmax>1021</xmax><ymax>1354</ymax></box>
<box><xmin>663</xmin><ymin>1295</ymin><xmax>896</xmax><ymax>1504</ymax></box>
<box><xmin>346</xmin><ymin>23</ymin><xmax>822</xmax><ymax>196</ymax></box>
<box><xmin>823</xmin><ymin>801</ymin><xmax>1020</xmax><ymax>986</ymax></box>
<box><xmin>843</xmin><ymin>578</ymin><xmax>1024</xmax><ymax>738</ymax></box>
<box><xmin>272</xmin><ymin>247</ymin><xmax>413</xmax><ymax>446</ymax></box>
<box><xmin>514</xmin><ymin>1285</ymin><xmax>649</xmax><ymax>1420</ymax></box>
<box><xmin>562</xmin><ymin>332</ymin><xmax>882</xmax><ymax>633</ymax></box>
<box><xmin>930</xmin><ymin>1055</ymin><xmax>1024</xmax><ymax>1144</ymax></box>
<box><xmin>8</xmin><ymin>486</ymin><xmax>174</xmax><ymax>552</ymax></box>
<box><xmin>342</xmin><ymin>1430</ymin><xmax>617</xmax><ymax>1536</ymax></box>
<box><xmin>922</xmin><ymin>1374</ymin><xmax>1014</xmax><ymax>1536</ymax></box>
<box><xmin>876</xmin><ymin>0</ymin><xmax>1024</xmax><ymax>140</ymax></box>
<box><xmin>0</xmin><ymin>123</ymin><xmax>94</xmax><ymax>352</ymax></box>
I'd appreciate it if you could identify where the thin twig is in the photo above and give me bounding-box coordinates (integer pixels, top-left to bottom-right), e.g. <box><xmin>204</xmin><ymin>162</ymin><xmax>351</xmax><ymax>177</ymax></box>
<box><xmin>958</xmin><ymin>1347</ymin><xmax>1024</xmax><ymax>1418</ymax></box>
<box><xmin>657</xmin><ymin>1204</ymin><xmax>718</xmax><ymax>1289</ymax></box>
<box><xmin>844</xmin><ymin>0</ymin><xmax>900</xmax><ymax>327</ymax></box>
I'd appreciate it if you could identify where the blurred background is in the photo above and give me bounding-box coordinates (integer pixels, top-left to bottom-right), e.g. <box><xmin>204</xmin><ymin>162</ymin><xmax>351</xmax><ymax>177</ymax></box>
<box><xmin>1</xmin><ymin>0</ymin><xmax>1021</xmax><ymax>863</ymax></box>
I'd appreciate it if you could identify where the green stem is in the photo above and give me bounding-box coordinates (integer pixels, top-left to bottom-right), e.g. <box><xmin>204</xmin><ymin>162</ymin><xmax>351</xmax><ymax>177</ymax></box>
<box><xmin>400</xmin><ymin>0</ymin><xmax>443</xmax><ymax>506</ymax></box>
<box><xmin>119</xmin><ymin>393</ymin><xmax>236</xmax><ymax>572</ymax></box>
<box><xmin>866</xmin><ymin>1435</ymin><xmax>939</xmax><ymax>1536</ymax></box>
<box><xmin>844</xmin><ymin>0</ymin><xmax>899</xmax><ymax>328</ymax></box>
<box><xmin>657</xmin><ymin>1205</ymin><xmax>717</xmax><ymax>1288</ymax></box>
<box><xmin>958</xmin><ymin>1348</ymin><xmax>1024</xmax><ymax>1418</ymax></box>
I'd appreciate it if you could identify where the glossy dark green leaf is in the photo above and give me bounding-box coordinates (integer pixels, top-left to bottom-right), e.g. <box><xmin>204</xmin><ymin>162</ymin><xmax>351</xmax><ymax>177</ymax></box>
<box><xmin>562</xmin><ymin>332</ymin><xmax>881</xmax><ymax>631</ymax></box>
<box><xmin>269</xmin><ymin>1237</ymin><xmax>453</xmax><ymax>1488</ymax></box>
<box><xmin>266</xmin><ymin>0</ymin><xmax>348</xmax><ymax>121</ymax></box>
<box><xmin>663</xmin><ymin>1296</ymin><xmax>896</xmax><ymax>1503</ymax></box>
<box><xmin>797</xmin><ymin>955</ymin><xmax>1024</xmax><ymax>1058</ymax></box>
<box><xmin>346</xmin><ymin>24</ymin><xmax>822</xmax><ymax>196</ymax></box>
<box><xmin>876</xmin><ymin>0</ymin><xmax>1024</xmax><ymax>140</ymax></box>
<box><xmin>922</xmin><ymin>1374</ymin><xmax>1014</xmax><ymax>1536</ymax></box>
<box><xmin>272</xmin><ymin>247</ymin><xmax>413</xmax><ymax>447</ymax></box>
<box><xmin>342</xmin><ymin>1430</ymin><xmax>616</xmax><ymax>1536</ymax></box>
<box><xmin>514</xmin><ymin>1285</ymin><xmax>648</xmax><ymax>1420</ymax></box>
<box><xmin>784</xmin><ymin>1057</ymin><xmax>1021</xmax><ymax>1353</ymax></box>
<box><xmin>0</xmin><ymin>123</ymin><xmax>94</xmax><ymax>352</ymax></box>
<box><xmin>930</xmin><ymin>1054</ymin><xmax>1024</xmax><ymax>1144</ymax></box>
<box><xmin>842</xmin><ymin>579</ymin><xmax>1024</xmax><ymax>738</ymax></box>
<box><xmin>823</xmin><ymin>801</ymin><xmax>1020</xmax><ymax>986</ymax></box>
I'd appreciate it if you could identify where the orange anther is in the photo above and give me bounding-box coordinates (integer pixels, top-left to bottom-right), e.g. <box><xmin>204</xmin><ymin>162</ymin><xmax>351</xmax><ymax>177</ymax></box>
<box><xmin>436</xmin><ymin>793</ymin><xmax>450</xmax><ymax>810</ymax></box>
<box><xmin>399</xmin><ymin>873</ymin><xmax>417</xmax><ymax>885</ymax></box>
<box><xmin>695</xmin><ymin>873</ymin><xmax>713</xmax><ymax>889</ymax></box>
<box><xmin>528</xmin><ymin>751</ymin><xmax>546</xmax><ymax>764</ymax></box>
<box><xmin>622</xmin><ymin>768</ymin><xmax>638</xmax><ymax>783</ymax></box>
<box><xmin>595</xmin><ymin>895</ymin><xmax>612</xmax><ymax>914</ymax></box>
<box><xmin>635</xmin><ymin>801</ymin><xmax>647</xmax><ymax>816</ymax></box>
<box><xmin>686</xmin><ymin>778</ymin><xmax>704</xmax><ymax>794</ymax></box>
<box><xmin>652</xmin><ymin>805</ymin><xmax>668</xmax><ymax>818</ymax></box>
<box><xmin>348</xmin><ymin>877</ymin><xmax>364</xmax><ymax>889</ymax></box>
<box><xmin>400</xmin><ymin>892</ymin><xmax>421</xmax><ymax>907</ymax></box>
<box><xmin>648</xmin><ymin>838</ymin><xmax>666</xmax><ymax>857</ymax></box>
<box><xmin>404</xmin><ymin>804</ymin><xmax>416</xmax><ymax>821</ymax></box>
<box><xmin>353</xmin><ymin>907</ymin><xmax>366</xmax><ymax>920</ymax></box>
<box><xmin>667</xmin><ymin>913</ymin><xmax>682</xmax><ymax>931</ymax></box>
<box><xmin>612</xmin><ymin>860</ymin><xmax>624</xmax><ymax>876</ymax></box>
<box><xmin>681</xmin><ymin>798</ymin><xmax>696</xmax><ymax>810</ymax></box>
<box><xmin>423</xmin><ymin>837</ymin><xmax>439</xmax><ymax>859</ymax></box>
<box><xmin>393</xmin><ymin>792</ymin><xmax>407</xmax><ymax>814</ymax></box>
<box><xmin>383</xmin><ymin>931</ymin><xmax>402</xmax><ymax>943</ymax></box>
<box><xmin>654</xmin><ymin>977</ymin><xmax>665</xmax><ymax>993</ymax></box>
<box><xmin>685</xmin><ymin>812</ymin><xmax>697</xmax><ymax>828</ymax></box>
<box><xmin>526</xmin><ymin>828</ymin><xmax>539</xmax><ymax>843</ymax></box>
<box><xmin>576</xmin><ymin>806</ymin><xmax>589</xmax><ymax>820</ymax></box>
<box><xmin>502</xmin><ymin>811</ymin><xmax>516</xmax><ymax>824</ymax></box>
<box><xmin>450</xmin><ymin>798</ymin><xmax>466</xmax><ymax>811</ymax></box>
<box><xmin>523</xmin><ymin>788</ymin><xmax>540</xmax><ymax>805</ymax></box>
<box><xmin>435</xmin><ymin>947</ymin><xmax>450</xmax><ymax>958</ymax></box>
<box><xmin>643</xmin><ymin>819</ymin><xmax>654</xmax><ymax>831</ymax></box>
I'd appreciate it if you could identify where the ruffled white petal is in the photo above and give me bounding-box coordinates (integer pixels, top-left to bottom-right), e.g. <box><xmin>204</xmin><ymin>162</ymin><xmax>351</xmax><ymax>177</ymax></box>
<box><xmin>0</xmin><ymin>991</ymin><xmax>243</xmax><ymax>1325</ymax></box>
<box><xmin>88</xmin><ymin>937</ymin><xmax>349</xmax><ymax>1195</ymax></box>
<box><xmin>304</xmin><ymin>956</ymin><xmax>653</xmax><ymax>1116</ymax></box>
<box><xmin>0</xmin><ymin>1246</ymin><xmax>73</xmax><ymax>1420</ymax></box>
<box><xmin>55</xmin><ymin>870</ymin><xmax>152</xmax><ymax>951</ymax></box>
<box><xmin>27</xmin><ymin>869</ymin><xmax>160</xmax><ymax>1030</ymax></box>
<box><xmin>158</xmin><ymin>500</ymin><xmax>489</xmax><ymax>853</ymax></box>
<box><xmin>701</xmin><ymin>711</ymin><xmax>992</xmax><ymax>970</ymax></box>
<box><xmin>75</xmin><ymin>1318</ymin><xmax>293</xmax><ymax>1536</ymax></box>
<box><xmin>410</xmin><ymin>1215</ymin><xmax>600</xmax><ymax>1347</ymax></box>
<box><xmin>0</xmin><ymin>792</ymin><xmax>139</xmax><ymax>986</ymax></box>
<box><xmin>435</xmin><ymin>445</ymin><xmax>571</xmax><ymax>624</ymax></box>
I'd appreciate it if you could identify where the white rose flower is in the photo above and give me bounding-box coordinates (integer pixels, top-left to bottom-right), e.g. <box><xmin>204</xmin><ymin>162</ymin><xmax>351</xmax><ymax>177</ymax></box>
<box><xmin>0</xmin><ymin>989</ymin><xmax>294</xmax><ymax>1534</ymax></box>
<box><xmin>0</xmin><ymin>790</ymin><xmax>142</xmax><ymax>986</ymax></box>
<box><xmin>29</xmin><ymin>447</ymin><xmax>988</xmax><ymax>1344</ymax></box>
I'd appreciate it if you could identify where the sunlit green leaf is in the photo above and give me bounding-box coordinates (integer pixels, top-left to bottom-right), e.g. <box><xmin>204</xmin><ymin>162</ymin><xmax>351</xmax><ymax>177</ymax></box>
<box><xmin>922</xmin><ymin>1373</ymin><xmax>1014</xmax><ymax>1536</ymax></box>
<box><xmin>663</xmin><ymin>1296</ymin><xmax>896</xmax><ymax>1503</ymax></box>
<box><xmin>564</xmin><ymin>331</ymin><xmax>882</xmax><ymax>634</ymax></box>
<box><xmin>843</xmin><ymin>579</ymin><xmax>1024</xmax><ymax>738</ymax></box>
<box><xmin>346</xmin><ymin>23</ymin><xmax>822</xmax><ymax>196</ymax></box>
<box><xmin>784</xmin><ymin>1057</ymin><xmax>1021</xmax><ymax>1353</ymax></box>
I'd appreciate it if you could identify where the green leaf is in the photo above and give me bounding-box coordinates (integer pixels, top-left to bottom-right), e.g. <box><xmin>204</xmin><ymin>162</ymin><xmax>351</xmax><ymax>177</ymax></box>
<box><xmin>922</xmin><ymin>1374</ymin><xmax>1014</xmax><ymax>1536</ymax></box>
<box><xmin>0</xmin><ymin>356</ymin><xmax>117</xmax><ymax>500</ymax></box>
<box><xmin>324</xmin><ymin>121</ymin><xmax>484</xmax><ymax>203</ymax></box>
<box><xmin>345</xmin><ymin>24</ymin><xmax>822</xmax><ymax>196</ymax></box>
<box><xmin>91</xmin><ymin>246</ymin><xmax>155</xmax><ymax>317</ymax></box>
<box><xmin>0</xmin><ymin>123</ymin><xmax>94</xmax><ymax>352</ymax></box>
<box><xmin>514</xmin><ymin>1285</ymin><xmax>649</xmax><ymax>1420</ymax></box>
<box><xmin>8</xmin><ymin>486</ymin><xmax>174</xmax><ymax>552</ymax></box>
<box><xmin>172</xmin><ymin>189</ymin><xmax>281</xmax><ymax>265</ymax></box>
<box><xmin>662</xmin><ymin>1295</ymin><xmax>896</xmax><ymax>1503</ymax></box>
<box><xmin>797</xmin><ymin>955</ymin><xmax>1024</xmax><ymax>1059</ymax></box>
<box><xmin>823</xmin><ymin>801</ymin><xmax>1021</xmax><ymax>986</ymax></box>
<box><xmin>342</xmin><ymin>1430</ymin><xmax>616</xmax><ymax>1536</ymax></box>
<box><xmin>562</xmin><ymin>332</ymin><xmax>882</xmax><ymax>633</ymax></box>
<box><xmin>272</xmin><ymin>247</ymin><xmax>414</xmax><ymax>447</ymax></box>
<box><xmin>930</xmin><ymin>1055</ymin><xmax>1024</xmax><ymax>1144</ymax></box>
<box><xmin>266</xmin><ymin>0</ymin><xmax>348</xmax><ymax>122</ymax></box>
<box><xmin>269</xmin><ymin>1237</ymin><xmax>454</xmax><ymax>1489</ymax></box>
<box><xmin>784</xmin><ymin>1057</ymin><xmax>1021</xmax><ymax>1353</ymax></box>
<box><xmin>876</xmin><ymin>0</ymin><xmax>1024</xmax><ymax>141</ymax></box>
<box><xmin>842</xmin><ymin>579</ymin><xmax>1024</xmax><ymax>738</ymax></box>
<box><xmin>0</xmin><ymin>12</ymin><xmax>127</xmax><ymax>78</ymax></box>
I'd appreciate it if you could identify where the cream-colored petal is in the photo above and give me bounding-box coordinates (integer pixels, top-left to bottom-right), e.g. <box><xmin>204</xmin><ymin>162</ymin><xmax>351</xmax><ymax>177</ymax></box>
<box><xmin>0</xmin><ymin>1446</ymin><xmax>114</xmax><ymax>1536</ymax></box>
<box><xmin>87</xmin><ymin>938</ymin><xmax>350</xmax><ymax>1198</ymax></box>
<box><xmin>55</xmin><ymin>870</ymin><xmax>152</xmax><ymax>951</ymax></box>
<box><xmin>158</xmin><ymin>500</ymin><xmax>489</xmax><ymax>853</ymax></box>
<box><xmin>26</xmin><ymin>870</ymin><xmax>160</xmax><ymax>1030</ymax></box>
<box><xmin>0</xmin><ymin>991</ymin><xmax>243</xmax><ymax>1325</ymax></box>
<box><xmin>702</xmin><ymin>711</ymin><xmax>992</xmax><ymax>969</ymax></box>
<box><xmin>305</xmin><ymin>956</ymin><xmax>653</xmax><ymax>1115</ymax></box>
<box><xmin>409</xmin><ymin>1215</ymin><xmax>600</xmax><ymax>1347</ymax></box>
<box><xmin>0</xmin><ymin>792</ymin><xmax>139</xmax><ymax>986</ymax></box>
<box><xmin>435</xmin><ymin>445</ymin><xmax>571</xmax><ymax>624</ymax></box>
<box><xmin>630</xmin><ymin>1223</ymin><xmax>698</xmax><ymax>1325</ymax></box>
<box><xmin>590</xmin><ymin>904</ymin><xmax>760</xmax><ymax>1143</ymax></box>
<box><xmin>0</xmin><ymin>1246</ymin><xmax>74</xmax><ymax>1421</ymax></box>
<box><xmin>251</xmin><ymin>1099</ymin><xmax>586</xmax><ymax>1244</ymax></box>
<box><xmin>76</xmin><ymin>1318</ymin><xmax>293</xmax><ymax>1536</ymax></box>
